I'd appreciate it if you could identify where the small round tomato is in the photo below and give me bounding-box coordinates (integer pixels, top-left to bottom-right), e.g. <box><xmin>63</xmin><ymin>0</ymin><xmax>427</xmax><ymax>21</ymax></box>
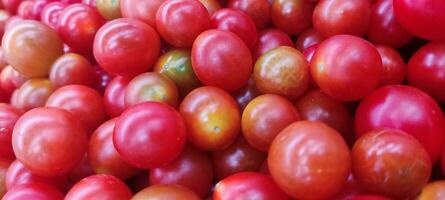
<box><xmin>211</xmin><ymin>8</ymin><xmax>257</xmax><ymax>49</ymax></box>
<box><xmin>2</xmin><ymin>20</ymin><xmax>63</xmax><ymax>78</ymax></box>
<box><xmin>41</xmin><ymin>2</ymin><xmax>66</xmax><ymax>30</ymax></box>
<box><xmin>132</xmin><ymin>184</ymin><xmax>200</xmax><ymax>200</ymax></box>
<box><xmin>0</xmin><ymin>66</ymin><xmax>25</xmax><ymax>96</ymax></box>
<box><xmin>65</xmin><ymin>174</ymin><xmax>132</xmax><ymax>200</ymax></box>
<box><xmin>268</xmin><ymin>121</ymin><xmax>351</xmax><ymax>199</ymax></box>
<box><xmin>252</xmin><ymin>28</ymin><xmax>293</xmax><ymax>61</ymax></box>
<box><xmin>17</xmin><ymin>0</ymin><xmax>49</xmax><ymax>20</ymax></box>
<box><xmin>352</xmin><ymin>129</ymin><xmax>431</xmax><ymax>199</ymax></box>
<box><xmin>271</xmin><ymin>0</ymin><xmax>313</xmax><ymax>35</ymax></box>
<box><xmin>0</xmin><ymin>159</ymin><xmax>11</xmax><ymax>197</ymax></box>
<box><xmin>254</xmin><ymin>46</ymin><xmax>309</xmax><ymax>100</ymax></box>
<box><xmin>88</xmin><ymin>118</ymin><xmax>139</xmax><ymax>179</ymax></box>
<box><xmin>313</xmin><ymin>0</ymin><xmax>371</xmax><ymax>37</ymax></box>
<box><xmin>418</xmin><ymin>181</ymin><xmax>445</xmax><ymax>200</ymax></box>
<box><xmin>114</xmin><ymin>102</ymin><xmax>186</xmax><ymax>169</ymax></box>
<box><xmin>228</xmin><ymin>0</ymin><xmax>270</xmax><ymax>30</ymax></box>
<box><xmin>295</xmin><ymin>28</ymin><xmax>325</xmax><ymax>52</ymax></box>
<box><xmin>180</xmin><ymin>86</ymin><xmax>240</xmax><ymax>151</ymax></box>
<box><xmin>103</xmin><ymin>76</ymin><xmax>129</xmax><ymax>118</ymax></box>
<box><xmin>67</xmin><ymin>155</ymin><xmax>94</xmax><ymax>183</ymax></box>
<box><xmin>198</xmin><ymin>0</ymin><xmax>221</xmax><ymax>15</ymax></box>
<box><xmin>231</xmin><ymin>77</ymin><xmax>260</xmax><ymax>110</ymax></box>
<box><xmin>49</xmin><ymin>53</ymin><xmax>96</xmax><ymax>89</ymax></box>
<box><xmin>376</xmin><ymin>45</ymin><xmax>406</xmax><ymax>86</ymax></box>
<box><xmin>120</xmin><ymin>0</ymin><xmax>165</xmax><ymax>27</ymax></box>
<box><xmin>96</xmin><ymin>0</ymin><xmax>122</xmax><ymax>20</ymax></box>
<box><xmin>91</xmin><ymin>65</ymin><xmax>112</xmax><ymax>93</ymax></box>
<box><xmin>311</xmin><ymin>35</ymin><xmax>382</xmax><ymax>101</ymax></box>
<box><xmin>13</xmin><ymin>78</ymin><xmax>54</xmax><ymax>111</ymax></box>
<box><xmin>0</xmin><ymin>104</ymin><xmax>22</xmax><ymax>160</ymax></box>
<box><xmin>2</xmin><ymin>183</ymin><xmax>64</xmax><ymax>200</ymax></box>
<box><xmin>214</xmin><ymin>172</ymin><xmax>290</xmax><ymax>200</ymax></box>
<box><xmin>192</xmin><ymin>30</ymin><xmax>252</xmax><ymax>92</ymax></box>
<box><xmin>355</xmin><ymin>85</ymin><xmax>445</xmax><ymax>162</ymax></box>
<box><xmin>2</xmin><ymin>0</ymin><xmax>22</xmax><ymax>14</ymax></box>
<box><xmin>149</xmin><ymin>145</ymin><xmax>213</xmax><ymax>198</ymax></box>
<box><xmin>156</xmin><ymin>0</ymin><xmax>210</xmax><ymax>47</ymax></box>
<box><xmin>12</xmin><ymin>107</ymin><xmax>88</xmax><ymax>177</ymax></box>
<box><xmin>242</xmin><ymin>94</ymin><xmax>300</xmax><ymax>152</ymax></box>
<box><xmin>93</xmin><ymin>18</ymin><xmax>160</xmax><ymax>77</ymax></box>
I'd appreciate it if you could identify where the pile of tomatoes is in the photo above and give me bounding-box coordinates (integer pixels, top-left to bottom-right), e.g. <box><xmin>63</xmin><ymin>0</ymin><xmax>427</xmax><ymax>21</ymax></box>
<box><xmin>0</xmin><ymin>0</ymin><xmax>444</xmax><ymax>199</ymax></box>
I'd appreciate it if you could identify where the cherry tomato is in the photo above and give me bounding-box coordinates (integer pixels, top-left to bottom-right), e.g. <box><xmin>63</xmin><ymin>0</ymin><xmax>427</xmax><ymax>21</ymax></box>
<box><xmin>376</xmin><ymin>45</ymin><xmax>406</xmax><ymax>86</ymax></box>
<box><xmin>231</xmin><ymin>77</ymin><xmax>260</xmax><ymax>110</ymax></box>
<box><xmin>192</xmin><ymin>30</ymin><xmax>252</xmax><ymax>92</ymax></box>
<box><xmin>180</xmin><ymin>86</ymin><xmax>240</xmax><ymax>151</ymax></box>
<box><xmin>418</xmin><ymin>181</ymin><xmax>445</xmax><ymax>200</ymax></box>
<box><xmin>242</xmin><ymin>94</ymin><xmax>300</xmax><ymax>152</ymax></box>
<box><xmin>65</xmin><ymin>174</ymin><xmax>132</xmax><ymax>200</ymax></box>
<box><xmin>156</xmin><ymin>0</ymin><xmax>210</xmax><ymax>47</ymax></box>
<box><xmin>352</xmin><ymin>129</ymin><xmax>431</xmax><ymax>199</ymax></box>
<box><xmin>103</xmin><ymin>76</ymin><xmax>129</xmax><ymax>118</ymax></box>
<box><xmin>2</xmin><ymin>0</ymin><xmax>22</xmax><ymax>14</ymax></box>
<box><xmin>198</xmin><ymin>0</ymin><xmax>221</xmax><ymax>16</ymax></box>
<box><xmin>91</xmin><ymin>65</ymin><xmax>112</xmax><ymax>93</ymax></box>
<box><xmin>254</xmin><ymin>46</ymin><xmax>309</xmax><ymax>100</ymax></box>
<box><xmin>120</xmin><ymin>0</ymin><xmax>165</xmax><ymax>28</ymax></box>
<box><xmin>227</xmin><ymin>0</ymin><xmax>270</xmax><ymax>30</ymax></box>
<box><xmin>67</xmin><ymin>155</ymin><xmax>94</xmax><ymax>183</ymax></box>
<box><xmin>13</xmin><ymin>78</ymin><xmax>54</xmax><ymax>111</ymax></box>
<box><xmin>0</xmin><ymin>159</ymin><xmax>11</xmax><ymax>198</ymax></box>
<box><xmin>93</xmin><ymin>18</ymin><xmax>160</xmax><ymax>77</ymax></box>
<box><xmin>0</xmin><ymin>49</ymin><xmax>9</xmax><ymax>71</ymax></box>
<box><xmin>295</xmin><ymin>28</ymin><xmax>324</xmax><ymax>52</ymax></box>
<box><xmin>114</xmin><ymin>102</ymin><xmax>186</xmax><ymax>169</ymax></box>
<box><xmin>0</xmin><ymin>104</ymin><xmax>21</xmax><ymax>160</ymax></box>
<box><xmin>268</xmin><ymin>121</ymin><xmax>351</xmax><ymax>199</ymax></box>
<box><xmin>49</xmin><ymin>53</ymin><xmax>96</xmax><ymax>89</ymax></box>
<box><xmin>311</xmin><ymin>35</ymin><xmax>382</xmax><ymax>101</ymax></box>
<box><xmin>214</xmin><ymin>172</ymin><xmax>290</xmax><ymax>200</ymax></box>
<box><xmin>0</xmin><ymin>66</ymin><xmax>22</xmax><ymax>96</ymax></box>
<box><xmin>96</xmin><ymin>0</ymin><xmax>122</xmax><ymax>20</ymax></box>
<box><xmin>18</xmin><ymin>0</ymin><xmax>49</xmax><ymax>20</ymax></box>
<box><xmin>41</xmin><ymin>2</ymin><xmax>66</xmax><ymax>30</ymax></box>
<box><xmin>271</xmin><ymin>0</ymin><xmax>313</xmax><ymax>35</ymax></box>
<box><xmin>2</xmin><ymin>183</ymin><xmax>64</xmax><ymax>200</ymax></box>
<box><xmin>132</xmin><ymin>184</ymin><xmax>200</xmax><ymax>200</ymax></box>
<box><xmin>252</xmin><ymin>28</ymin><xmax>293</xmax><ymax>61</ymax></box>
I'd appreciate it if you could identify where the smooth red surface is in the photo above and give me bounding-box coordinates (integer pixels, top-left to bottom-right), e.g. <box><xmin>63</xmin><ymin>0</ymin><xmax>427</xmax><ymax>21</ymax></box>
<box><xmin>252</xmin><ymin>28</ymin><xmax>293</xmax><ymax>61</ymax></box>
<box><xmin>103</xmin><ymin>76</ymin><xmax>129</xmax><ymax>118</ymax></box>
<box><xmin>132</xmin><ymin>184</ymin><xmax>200</xmax><ymax>200</ymax></box>
<box><xmin>120</xmin><ymin>0</ymin><xmax>165</xmax><ymax>28</ymax></box>
<box><xmin>49</xmin><ymin>53</ymin><xmax>96</xmax><ymax>89</ymax></box>
<box><xmin>271</xmin><ymin>0</ymin><xmax>313</xmax><ymax>35</ymax></box>
<box><xmin>13</xmin><ymin>79</ymin><xmax>53</xmax><ymax>111</ymax></box>
<box><xmin>295</xmin><ymin>28</ymin><xmax>324</xmax><ymax>52</ymax></box>
<box><xmin>2</xmin><ymin>183</ymin><xmax>64</xmax><ymax>200</ymax></box>
<box><xmin>376</xmin><ymin>45</ymin><xmax>406</xmax><ymax>86</ymax></box>
<box><xmin>41</xmin><ymin>2</ymin><xmax>66</xmax><ymax>30</ymax></box>
<box><xmin>227</xmin><ymin>0</ymin><xmax>270</xmax><ymax>30</ymax></box>
<box><xmin>0</xmin><ymin>103</ymin><xmax>22</xmax><ymax>160</ymax></box>
<box><xmin>65</xmin><ymin>174</ymin><xmax>133</xmax><ymax>200</ymax></box>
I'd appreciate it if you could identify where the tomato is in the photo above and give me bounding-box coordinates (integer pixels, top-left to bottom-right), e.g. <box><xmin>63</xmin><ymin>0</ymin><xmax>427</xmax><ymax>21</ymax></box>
<box><xmin>211</xmin><ymin>8</ymin><xmax>257</xmax><ymax>49</ymax></box>
<box><xmin>65</xmin><ymin>174</ymin><xmax>132</xmax><ymax>200</ymax></box>
<box><xmin>198</xmin><ymin>0</ymin><xmax>221</xmax><ymax>16</ymax></box>
<box><xmin>114</xmin><ymin>102</ymin><xmax>186</xmax><ymax>169</ymax></box>
<box><xmin>0</xmin><ymin>104</ymin><xmax>22</xmax><ymax>160</ymax></box>
<box><xmin>268</xmin><ymin>121</ymin><xmax>351</xmax><ymax>199</ymax></box>
<box><xmin>348</xmin><ymin>195</ymin><xmax>392</xmax><ymax>200</ymax></box>
<box><xmin>295</xmin><ymin>28</ymin><xmax>324</xmax><ymax>52</ymax></box>
<box><xmin>313</xmin><ymin>0</ymin><xmax>371</xmax><ymax>37</ymax></box>
<box><xmin>418</xmin><ymin>181</ymin><xmax>445</xmax><ymax>200</ymax></box>
<box><xmin>2</xmin><ymin>20</ymin><xmax>63</xmax><ymax>78</ymax></box>
<box><xmin>13</xmin><ymin>78</ymin><xmax>54</xmax><ymax>111</ymax></box>
<box><xmin>46</xmin><ymin>85</ymin><xmax>107</xmax><ymax>134</ymax></box>
<box><xmin>242</xmin><ymin>94</ymin><xmax>300</xmax><ymax>152</ymax></box>
<box><xmin>96</xmin><ymin>0</ymin><xmax>122</xmax><ymax>20</ymax></box>
<box><xmin>271</xmin><ymin>0</ymin><xmax>313</xmax><ymax>35</ymax></box>
<box><xmin>180</xmin><ymin>86</ymin><xmax>240</xmax><ymax>151</ymax></box>
<box><xmin>6</xmin><ymin>65</ymin><xmax>29</xmax><ymax>89</ymax></box>
<box><xmin>132</xmin><ymin>184</ymin><xmax>200</xmax><ymax>200</ymax></box>
<box><xmin>67</xmin><ymin>155</ymin><xmax>94</xmax><ymax>183</ymax></box>
<box><xmin>227</xmin><ymin>0</ymin><xmax>270</xmax><ymax>30</ymax></box>
<box><xmin>93</xmin><ymin>18</ymin><xmax>160</xmax><ymax>77</ymax></box>
<box><xmin>2</xmin><ymin>183</ymin><xmax>64</xmax><ymax>200</ymax></box>
<box><xmin>352</xmin><ymin>129</ymin><xmax>431</xmax><ymax>199</ymax></box>
<box><xmin>254</xmin><ymin>46</ymin><xmax>309</xmax><ymax>100</ymax></box>
<box><xmin>91</xmin><ymin>65</ymin><xmax>112</xmax><ymax>94</ymax></box>
<box><xmin>12</xmin><ymin>107</ymin><xmax>88</xmax><ymax>177</ymax></box>
<box><xmin>0</xmin><ymin>66</ymin><xmax>20</xmax><ymax>96</ymax></box>
<box><xmin>0</xmin><ymin>159</ymin><xmax>11</xmax><ymax>198</ymax></box>
<box><xmin>192</xmin><ymin>30</ymin><xmax>252</xmax><ymax>92</ymax></box>
<box><xmin>231</xmin><ymin>77</ymin><xmax>260</xmax><ymax>110</ymax></box>
<box><xmin>212</xmin><ymin>137</ymin><xmax>266</xmax><ymax>180</ymax></box>
<box><xmin>311</xmin><ymin>35</ymin><xmax>382</xmax><ymax>101</ymax></box>
<box><xmin>120</xmin><ymin>0</ymin><xmax>165</xmax><ymax>28</ymax></box>
<box><xmin>41</xmin><ymin>2</ymin><xmax>66</xmax><ymax>30</ymax></box>
<box><xmin>149</xmin><ymin>144</ymin><xmax>213</xmax><ymax>198</ymax></box>
<box><xmin>376</xmin><ymin>45</ymin><xmax>406</xmax><ymax>86</ymax></box>
<box><xmin>49</xmin><ymin>53</ymin><xmax>96</xmax><ymax>89</ymax></box>
<box><xmin>355</xmin><ymin>85</ymin><xmax>445</xmax><ymax>162</ymax></box>
<box><xmin>18</xmin><ymin>0</ymin><xmax>49</xmax><ymax>20</ymax></box>
<box><xmin>0</xmin><ymin>49</ymin><xmax>9</xmax><ymax>71</ymax></box>
<box><xmin>2</xmin><ymin>0</ymin><xmax>22</xmax><ymax>14</ymax></box>
<box><xmin>368</xmin><ymin>0</ymin><xmax>412</xmax><ymax>48</ymax></box>
<box><xmin>393</xmin><ymin>0</ymin><xmax>445</xmax><ymax>41</ymax></box>
<box><xmin>103</xmin><ymin>76</ymin><xmax>129</xmax><ymax>118</ymax></box>
<box><xmin>252</xmin><ymin>28</ymin><xmax>293</xmax><ymax>61</ymax></box>
<box><xmin>156</xmin><ymin>0</ymin><xmax>210</xmax><ymax>47</ymax></box>
<box><xmin>331</xmin><ymin>174</ymin><xmax>362</xmax><ymax>200</ymax></box>
<box><xmin>407</xmin><ymin>42</ymin><xmax>445</xmax><ymax>103</ymax></box>
<box><xmin>88</xmin><ymin>118</ymin><xmax>139</xmax><ymax>179</ymax></box>
<box><xmin>214</xmin><ymin>172</ymin><xmax>290</xmax><ymax>200</ymax></box>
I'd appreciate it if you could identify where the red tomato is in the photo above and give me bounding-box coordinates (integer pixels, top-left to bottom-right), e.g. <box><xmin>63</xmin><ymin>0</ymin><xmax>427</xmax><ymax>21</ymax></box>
<box><xmin>198</xmin><ymin>0</ymin><xmax>221</xmax><ymax>16</ymax></box>
<box><xmin>271</xmin><ymin>0</ymin><xmax>313</xmax><ymax>35</ymax></box>
<box><xmin>268</xmin><ymin>121</ymin><xmax>351</xmax><ymax>199</ymax></box>
<box><xmin>376</xmin><ymin>45</ymin><xmax>406</xmax><ymax>86</ymax></box>
<box><xmin>2</xmin><ymin>0</ymin><xmax>22</xmax><ymax>14</ymax></box>
<box><xmin>231</xmin><ymin>77</ymin><xmax>260</xmax><ymax>110</ymax></box>
<box><xmin>120</xmin><ymin>0</ymin><xmax>165</xmax><ymax>28</ymax></box>
<box><xmin>313</xmin><ymin>0</ymin><xmax>371</xmax><ymax>37</ymax></box>
<box><xmin>0</xmin><ymin>159</ymin><xmax>11</xmax><ymax>197</ymax></box>
<box><xmin>67</xmin><ymin>155</ymin><xmax>94</xmax><ymax>183</ymax></box>
<box><xmin>12</xmin><ymin>107</ymin><xmax>88</xmax><ymax>177</ymax></box>
<box><xmin>213</xmin><ymin>172</ymin><xmax>290</xmax><ymax>200</ymax></box>
<box><xmin>0</xmin><ymin>66</ymin><xmax>23</xmax><ymax>96</ymax></box>
<box><xmin>93</xmin><ymin>18</ymin><xmax>160</xmax><ymax>77</ymax></box>
<box><xmin>393</xmin><ymin>0</ymin><xmax>445</xmax><ymax>41</ymax></box>
<box><xmin>65</xmin><ymin>174</ymin><xmax>132</xmax><ymax>200</ymax></box>
<box><xmin>311</xmin><ymin>35</ymin><xmax>382</xmax><ymax>101</ymax></box>
<box><xmin>114</xmin><ymin>102</ymin><xmax>186</xmax><ymax>169</ymax></box>
<box><xmin>103</xmin><ymin>76</ymin><xmax>129</xmax><ymax>118</ymax></box>
<box><xmin>348</xmin><ymin>195</ymin><xmax>392</xmax><ymax>200</ymax></box>
<box><xmin>41</xmin><ymin>2</ymin><xmax>66</xmax><ymax>30</ymax></box>
<box><xmin>180</xmin><ymin>86</ymin><xmax>240</xmax><ymax>151</ymax></box>
<box><xmin>13</xmin><ymin>78</ymin><xmax>54</xmax><ymax>111</ymax></box>
<box><xmin>132</xmin><ymin>184</ymin><xmax>200</xmax><ymax>200</ymax></box>
<box><xmin>252</xmin><ymin>28</ymin><xmax>293</xmax><ymax>61</ymax></box>
<box><xmin>192</xmin><ymin>30</ymin><xmax>252</xmax><ymax>92</ymax></box>
<box><xmin>96</xmin><ymin>0</ymin><xmax>122</xmax><ymax>20</ymax></box>
<box><xmin>352</xmin><ymin>129</ymin><xmax>431</xmax><ymax>199</ymax></box>
<box><xmin>295</xmin><ymin>28</ymin><xmax>325</xmax><ymax>52</ymax></box>
<box><xmin>0</xmin><ymin>104</ymin><xmax>22</xmax><ymax>160</ymax></box>
<box><xmin>156</xmin><ymin>0</ymin><xmax>210</xmax><ymax>47</ymax></box>
<box><xmin>355</xmin><ymin>85</ymin><xmax>445</xmax><ymax>162</ymax></box>
<box><xmin>418</xmin><ymin>181</ymin><xmax>445</xmax><ymax>200</ymax></box>
<box><xmin>2</xmin><ymin>183</ymin><xmax>64</xmax><ymax>200</ymax></box>
<box><xmin>49</xmin><ymin>53</ymin><xmax>96</xmax><ymax>89</ymax></box>
<box><xmin>227</xmin><ymin>0</ymin><xmax>270</xmax><ymax>30</ymax></box>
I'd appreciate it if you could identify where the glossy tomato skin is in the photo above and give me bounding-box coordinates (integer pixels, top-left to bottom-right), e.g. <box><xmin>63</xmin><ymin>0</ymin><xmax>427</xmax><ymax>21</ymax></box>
<box><xmin>311</xmin><ymin>35</ymin><xmax>382</xmax><ymax>101</ymax></box>
<box><xmin>0</xmin><ymin>103</ymin><xmax>22</xmax><ymax>160</ymax></box>
<box><xmin>114</xmin><ymin>102</ymin><xmax>186</xmax><ymax>169</ymax></box>
<box><xmin>254</xmin><ymin>46</ymin><xmax>309</xmax><ymax>100</ymax></box>
<box><xmin>368</xmin><ymin>0</ymin><xmax>412</xmax><ymax>48</ymax></box>
<box><xmin>213</xmin><ymin>172</ymin><xmax>290</xmax><ymax>200</ymax></box>
<box><xmin>120</xmin><ymin>0</ymin><xmax>165</xmax><ymax>27</ymax></box>
<box><xmin>268</xmin><ymin>121</ymin><xmax>351</xmax><ymax>199</ymax></box>
<box><xmin>376</xmin><ymin>45</ymin><xmax>406</xmax><ymax>86</ymax></box>
<box><xmin>242</xmin><ymin>94</ymin><xmax>300</xmax><ymax>152</ymax></box>
<box><xmin>2</xmin><ymin>20</ymin><xmax>63</xmax><ymax>78</ymax></box>
<box><xmin>149</xmin><ymin>144</ymin><xmax>213</xmax><ymax>198</ymax></box>
<box><xmin>271</xmin><ymin>0</ymin><xmax>313</xmax><ymax>35</ymax></box>
<box><xmin>2</xmin><ymin>0</ymin><xmax>22</xmax><ymax>14</ymax></box>
<box><xmin>180</xmin><ymin>86</ymin><xmax>240</xmax><ymax>151</ymax></box>
<box><xmin>96</xmin><ymin>0</ymin><xmax>122</xmax><ymax>20</ymax></box>
<box><xmin>352</xmin><ymin>129</ymin><xmax>431</xmax><ymax>199</ymax></box>
<box><xmin>198</xmin><ymin>0</ymin><xmax>221</xmax><ymax>15</ymax></box>
<box><xmin>93</xmin><ymin>18</ymin><xmax>160</xmax><ymax>77</ymax></box>
<box><xmin>41</xmin><ymin>2</ymin><xmax>66</xmax><ymax>30</ymax></box>
<box><xmin>295</xmin><ymin>28</ymin><xmax>324</xmax><ymax>52</ymax></box>
<box><xmin>2</xmin><ymin>183</ymin><xmax>64</xmax><ymax>200</ymax></box>
<box><xmin>393</xmin><ymin>0</ymin><xmax>445</xmax><ymax>41</ymax></box>
<box><xmin>407</xmin><ymin>42</ymin><xmax>445</xmax><ymax>103</ymax></box>
<box><xmin>313</xmin><ymin>0</ymin><xmax>371</xmax><ymax>37</ymax></box>
<box><xmin>132</xmin><ymin>184</ymin><xmax>200</xmax><ymax>200</ymax></box>
<box><xmin>13</xmin><ymin>78</ymin><xmax>54</xmax><ymax>111</ymax></box>
<box><xmin>12</xmin><ymin>107</ymin><xmax>88</xmax><ymax>177</ymax></box>
<box><xmin>67</xmin><ymin>155</ymin><xmax>94</xmax><ymax>183</ymax></box>
<box><xmin>227</xmin><ymin>0</ymin><xmax>270</xmax><ymax>30</ymax></box>
<box><xmin>156</xmin><ymin>0</ymin><xmax>210</xmax><ymax>47</ymax></box>
<box><xmin>211</xmin><ymin>8</ymin><xmax>257</xmax><ymax>49</ymax></box>
<box><xmin>252</xmin><ymin>28</ymin><xmax>293</xmax><ymax>61</ymax></box>
<box><xmin>231</xmin><ymin>77</ymin><xmax>260</xmax><ymax>110</ymax></box>
<box><xmin>0</xmin><ymin>66</ymin><xmax>21</xmax><ymax>96</ymax></box>
<box><xmin>355</xmin><ymin>85</ymin><xmax>445</xmax><ymax>162</ymax></box>
<box><xmin>103</xmin><ymin>76</ymin><xmax>129</xmax><ymax>118</ymax></box>
<box><xmin>49</xmin><ymin>53</ymin><xmax>96</xmax><ymax>89</ymax></box>
<box><xmin>192</xmin><ymin>30</ymin><xmax>252</xmax><ymax>92</ymax></box>
<box><xmin>0</xmin><ymin>159</ymin><xmax>11</xmax><ymax>198</ymax></box>
<box><xmin>418</xmin><ymin>181</ymin><xmax>445</xmax><ymax>200</ymax></box>
<box><xmin>65</xmin><ymin>174</ymin><xmax>132</xmax><ymax>200</ymax></box>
